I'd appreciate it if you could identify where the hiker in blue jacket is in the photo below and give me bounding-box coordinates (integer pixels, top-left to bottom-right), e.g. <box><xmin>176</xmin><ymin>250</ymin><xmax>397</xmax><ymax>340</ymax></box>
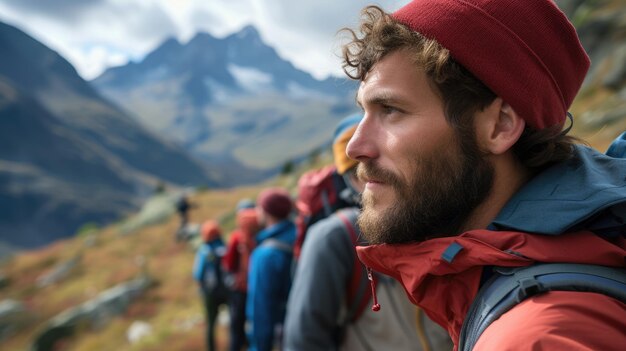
<box><xmin>246</xmin><ymin>188</ymin><xmax>295</xmax><ymax>351</ymax></box>
<box><xmin>193</xmin><ymin>220</ymin><xmax>228</xmax><ymax>351</ymax></box>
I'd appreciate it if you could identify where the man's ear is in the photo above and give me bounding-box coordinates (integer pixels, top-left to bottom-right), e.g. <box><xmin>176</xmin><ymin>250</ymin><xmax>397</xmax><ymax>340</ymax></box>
<box><xmin>474</xmin><ymin>98</ymin><xmax>525</xmax><ymax>155</ymax></box>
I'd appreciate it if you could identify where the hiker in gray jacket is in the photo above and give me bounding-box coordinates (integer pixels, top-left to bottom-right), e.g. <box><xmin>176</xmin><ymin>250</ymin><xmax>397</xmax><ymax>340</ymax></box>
<box><xmin>283</xmin><ymin>116</ymin><xmax>451</xmax><ymax>351</ymax></box>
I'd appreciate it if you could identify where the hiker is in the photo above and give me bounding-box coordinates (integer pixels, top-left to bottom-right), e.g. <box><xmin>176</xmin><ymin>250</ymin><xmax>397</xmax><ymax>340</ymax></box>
<box><xmin>284</xmin><ymin>115</ymin><xmax>452</xmax><ymax>350</ymax></box>
<box><xmin>176</xmin><ymin>194</ymin><xmax>193</xmax><ymax>226</ymax></box>
<box><xmin>193</xmin><ymin>220</ymin><xmax>229</xmax><ymax>351</ymax></box>
<box><xmin>175</xmin><ymin>194</ymin><xmax>197</xmax><ymax>241</ymax></box>
<box><xmin>341</xmin><ymin>1</ymin><xmax>626</xmax><ymax>350</ymax></box>
<box><xmin>223</xmin><ymin>200</ymin><xmax>259</xmax><ymax>351</ymax></box>
<box><xmin>246</xmin><ymin>188</ymin><xmax>295</xmax><ymax>351</ymax></box>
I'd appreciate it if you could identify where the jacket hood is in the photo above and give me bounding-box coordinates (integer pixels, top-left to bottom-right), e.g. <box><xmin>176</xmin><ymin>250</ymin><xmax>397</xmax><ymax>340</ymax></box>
<box><xmin>492</xmin><ymin>145</ymin><xmax>626</xmax><ymax>235</ymax></box>
<box><xmin>257</xmin><ymin>220</ymin><xmax>296</xmax><ymax>244</ymax></box>
<box><xmin>356</xmin><ymin>230</ymin><xmax>626</xmax><ymax>344</ymax></box>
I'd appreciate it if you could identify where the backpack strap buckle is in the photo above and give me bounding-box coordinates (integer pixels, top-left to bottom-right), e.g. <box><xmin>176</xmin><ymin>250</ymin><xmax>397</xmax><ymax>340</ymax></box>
<box><xmin>516</xmin><ymin>277</ymin><xmax>542</xmax><ymax>302</ymax></box>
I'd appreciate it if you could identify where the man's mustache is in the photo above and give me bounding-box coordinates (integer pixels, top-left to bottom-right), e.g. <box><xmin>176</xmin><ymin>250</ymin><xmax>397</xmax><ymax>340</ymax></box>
<box><xmin>356</xmin><ymin>162</ymin><xmax>403</xmax><ymax>189</ymax></box>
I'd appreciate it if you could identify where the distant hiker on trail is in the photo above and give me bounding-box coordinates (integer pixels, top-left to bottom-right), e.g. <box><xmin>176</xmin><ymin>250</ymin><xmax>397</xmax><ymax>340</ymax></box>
<box><xmin>246</xmin><ymin>188</ymin><xmax>295</xmax><ymax>351</ymax></box>
<box><xmin>176</xmin><ymin>194</ymin><xmax>198</xmax><ymax>241</ymax></box>
<box><xmin>283</xmin><ymin>114</ymin><xmax>452</xmax><ymax>351</ymax></box>
<box><xmin>223</xmin><ymin>199</ymin><xmax>258</xmax><ymax>351</ymax></box>
<box><xmin>193</xmin><ymin>220</ymin><xmax>228</xmax><ymax>351</ymax></box>
<box><xmin>341</xmin><ymin>1</ymin><xmax>626</xmax><ymax>350</ymax></box>
<box><xmin>176</xmin><ymin>195</ymin><xmax>195</xmax><ymax>226</ymax></box>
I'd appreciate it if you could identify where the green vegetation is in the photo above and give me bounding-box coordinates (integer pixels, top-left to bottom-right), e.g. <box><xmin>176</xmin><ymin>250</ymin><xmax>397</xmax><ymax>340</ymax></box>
<box><xmin>74</xmin><ymin>223</ymin><xmax>99</xmax><ymax>238</ymax></box>
<box><xmin>280</xmin><ymin>160</ymin><xmax>295</xmax><ymax>175</ymax></box>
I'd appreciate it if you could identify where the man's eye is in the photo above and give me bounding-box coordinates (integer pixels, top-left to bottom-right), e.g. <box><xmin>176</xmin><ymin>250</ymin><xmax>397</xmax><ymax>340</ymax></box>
<box><xmin>382</xmin><ymin>105</ymin><xmax>397</xmax><ymax>114</ymax></box>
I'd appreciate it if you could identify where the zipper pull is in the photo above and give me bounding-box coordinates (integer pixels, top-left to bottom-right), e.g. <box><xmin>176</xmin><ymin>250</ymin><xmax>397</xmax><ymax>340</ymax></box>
<box><xmin>367</xmin><ymin>267</ymin><xmax>381</xmax><ymax>311</ymax></box>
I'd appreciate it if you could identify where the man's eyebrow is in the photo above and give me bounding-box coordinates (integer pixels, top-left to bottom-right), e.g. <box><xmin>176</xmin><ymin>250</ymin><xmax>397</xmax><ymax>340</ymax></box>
<box><xmin>356</xmin><ymin>92</ymin><xmax>403</xmax><ymax>107</ymax></box>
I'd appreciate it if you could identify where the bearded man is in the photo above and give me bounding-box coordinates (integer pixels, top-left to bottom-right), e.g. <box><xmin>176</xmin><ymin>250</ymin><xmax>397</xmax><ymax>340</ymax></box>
<box><xmin>342</xmin><ymin>1</ymin><xmax>626</xmax><ymax>350</ymax></box>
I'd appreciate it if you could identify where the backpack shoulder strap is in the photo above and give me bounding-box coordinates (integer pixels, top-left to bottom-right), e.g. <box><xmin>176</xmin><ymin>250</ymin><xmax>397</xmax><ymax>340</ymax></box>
<box><xmin>458</xmin><ymin>263</ymin><xmax>626</xmax><ymax>351</ymax></box>
<box><xmin>335</xmin><ymin>208</ymin><xmax>372</xmax><ymax>323</ymax></box>
<box><xmin>259</xmin><ymin>238</ymin><xmax>293</xmax><ymax>254</ymax></box>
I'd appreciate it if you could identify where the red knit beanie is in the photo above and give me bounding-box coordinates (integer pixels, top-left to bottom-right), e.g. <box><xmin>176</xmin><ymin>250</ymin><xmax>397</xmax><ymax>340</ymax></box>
<box><xmin>258</xmin><ymin>188</ymin><xmax>293</xmax><ymax>220</ymax></box>
<box><xmin>393</xmin><ymin>0</ymin><xmax>590</xmax><ymax>130</ymax></box>
<box><xmin>200</xmin><ymin>220</ymin><xmax>221</xmax><ymax>242</ymax></box>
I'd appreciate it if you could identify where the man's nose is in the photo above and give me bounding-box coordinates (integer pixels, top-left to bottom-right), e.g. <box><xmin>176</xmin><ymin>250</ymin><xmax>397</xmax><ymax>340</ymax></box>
<box><xmin>346</xmin><ymin>117</ymin><xmax>377</xmax><ymax>162</ymax></box>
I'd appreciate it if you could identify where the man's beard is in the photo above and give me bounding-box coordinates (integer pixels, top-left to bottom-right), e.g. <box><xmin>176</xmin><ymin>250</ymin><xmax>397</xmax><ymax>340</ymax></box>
<box><xmin>357</xmin><ymin>134</ymin><xmax>494</xmax><ymax>245</ymax></box>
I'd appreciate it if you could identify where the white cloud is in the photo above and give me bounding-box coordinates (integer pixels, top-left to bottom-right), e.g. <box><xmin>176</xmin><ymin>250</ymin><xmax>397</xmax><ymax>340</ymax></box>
<box><xmin>0</xmin><ymin>0</ymin><xmax>411</xmax><ymax>80</ymax></box>
<box><xmin>65</xmin><ymin>45</ymin><xmax>129</xmax><ymax>80</ymax></box>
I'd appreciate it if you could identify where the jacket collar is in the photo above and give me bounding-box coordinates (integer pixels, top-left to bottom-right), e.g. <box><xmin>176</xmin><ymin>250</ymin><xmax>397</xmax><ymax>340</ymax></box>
<box><xmin>356</xmin><ymin>230</ymin><xmax>626</xmax><ymax>344</ymax></box>
<box><xmin>257</xmin><ymin>220</ymin><xmax>294</xmax><ymax>242</ymax></box>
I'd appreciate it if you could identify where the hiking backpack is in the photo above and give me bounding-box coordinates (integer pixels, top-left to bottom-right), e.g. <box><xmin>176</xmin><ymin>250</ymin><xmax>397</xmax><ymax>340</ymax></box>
<box><xmin>200</xmin><ymin>245</ymin><xmax>228</xmax><ymax>299</ymax></box>
<box><xmin>458</xmin><ymin>263</ymin><xmax>626</xmax><ymax>351</ymax></box>
<box><xmin>293</xmin><ymin>166</ymin><xmax>371</xmax><ymax>323</ymax></box>
<box><xmin>293</xmin><ymin>165</ymin><xmax>351</xmax><ymax>259</ymax></box>
<box><xmin>458</xmin><ymin>137</ymin><xmax>626</xmax><ymax>351</ymax></box>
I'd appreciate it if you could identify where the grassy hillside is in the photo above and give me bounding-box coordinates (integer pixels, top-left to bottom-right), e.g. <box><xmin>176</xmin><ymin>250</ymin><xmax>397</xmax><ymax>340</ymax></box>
<box><xmin>0</xmin><ymin>153</ymin><xmax>330</xmax><ymax>351</ymax></box>
<box><xmin>1</xmin><ymin>103</ymin><xmax>623</xmax><ymax>351</ymax></box>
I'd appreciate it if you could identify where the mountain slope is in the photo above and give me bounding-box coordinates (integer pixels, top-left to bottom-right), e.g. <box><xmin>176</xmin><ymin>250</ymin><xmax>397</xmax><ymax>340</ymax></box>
<box><xmin>0</xmin><ymin>22</ymin><xmax>219</xmax><ymax>250</ymax></box>
<box><xmin>0</xmin><ymin>80</ymin><xmax>137</xmax><ymax>247</ymax></box>
<box><xmin>0</xmin><ymin>21</ymin><xmax>217</xmax><ymax>186</ymax></box>
<box><xmin>553</xmin><ymin>0</ymin><xmax>626</xmax><ymax>149</ymax></box>
<box><xmin>92</xmin><ymin>26</ymin><xmax>357</xmax><ymax>185</ymax></box>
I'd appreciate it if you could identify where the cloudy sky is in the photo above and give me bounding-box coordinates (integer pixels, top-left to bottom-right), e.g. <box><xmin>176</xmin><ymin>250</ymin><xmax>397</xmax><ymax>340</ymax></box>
<box><xmin>0</xmin><ymin>0</ymin><xmax>409</xmax><ymax>80</ymax></box>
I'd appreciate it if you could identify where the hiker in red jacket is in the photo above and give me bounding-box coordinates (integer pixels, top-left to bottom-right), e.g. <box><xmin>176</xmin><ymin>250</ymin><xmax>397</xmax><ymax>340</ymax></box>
<box><xmin>223</xmin><ymin>202</ymin><xmax>259</xmax><ymax>351</ymax></box>
<box><xmin>341</xmin><ymin>1</ymin><xmax>626</xmax><ymax>350</ymax></box>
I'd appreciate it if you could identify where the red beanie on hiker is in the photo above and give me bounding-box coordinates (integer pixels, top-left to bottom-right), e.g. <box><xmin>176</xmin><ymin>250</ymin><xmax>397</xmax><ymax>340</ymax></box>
<box><xmin>393</xmin><ymin>0</ymin><xmax>590</xmax><ymax>130</ymax></box>
<box><xmin>258</xmin><ymin>188</ymin><xmax>292</xmax><ymax>220</ymax></box>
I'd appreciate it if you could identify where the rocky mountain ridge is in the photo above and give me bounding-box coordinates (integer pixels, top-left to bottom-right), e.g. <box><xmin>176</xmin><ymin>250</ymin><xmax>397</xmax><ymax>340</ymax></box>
<box><xmin>92</xmin><ymin>25</ymin><xmax>357</xmax><ymax>185</ymax></box>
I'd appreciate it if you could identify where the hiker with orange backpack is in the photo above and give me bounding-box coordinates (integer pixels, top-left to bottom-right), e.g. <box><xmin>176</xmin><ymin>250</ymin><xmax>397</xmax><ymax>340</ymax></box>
<box><xmin>341</xmin><ymin>1</ymin><xmax>626</xmax><ymax>350</ymax></box>
<box><xmin>193</xmin><ymin>220</ymin><xmax>229</xmax><ymax>351</ymax></box>
<box><xmin>283</xmin><ymin>115</ymin><xmax>452</xmax><ymax>351</ymax></box>
<box><xmin>222</xmin><ymin>200</ymin><xmax>259</xmax><ymax>351</ymax></box>
<box><xmin>246</xmin><ymin>188</ymin><xmax>295</xmax><ymax>351</ymax></box>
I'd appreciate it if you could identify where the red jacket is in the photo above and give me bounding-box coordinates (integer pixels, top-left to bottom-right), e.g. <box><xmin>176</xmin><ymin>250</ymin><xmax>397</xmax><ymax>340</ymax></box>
<box><xmin>356</xmin><ymin>230</ymin><xmax>626</xmax><ymax>350</ymax></box>
<box><xmin>223</xmin><ymin>209</ymin><xmax>259</xmax><ymax>292</ymax></box>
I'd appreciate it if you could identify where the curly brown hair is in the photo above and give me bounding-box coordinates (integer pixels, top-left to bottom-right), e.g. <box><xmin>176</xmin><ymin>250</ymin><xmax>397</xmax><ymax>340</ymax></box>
<box><xmin>340</xmin><ymin>5</ymin><xmax>579</xmax><ymax>172</ymax></box>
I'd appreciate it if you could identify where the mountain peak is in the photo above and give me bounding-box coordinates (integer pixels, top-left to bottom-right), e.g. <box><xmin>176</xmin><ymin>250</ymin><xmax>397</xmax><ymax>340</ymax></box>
<box><xmin>188</xmin><ymin>31</ymin><xmax>219</xmax><ymax>46</ymax></box>
<box><xmin>225</xmin><ymin>24</ymin><xmax>262</xmax><ymax>43</ymax></box>
<box><xmin>237</xmin><ymin>25</ymin><xmax>260</xmax><ymax>38</ymax></box>
<box><xmin>159</xmin><ymin>37</ymin><xmax>182</xmax><ymax>49</ymax></box>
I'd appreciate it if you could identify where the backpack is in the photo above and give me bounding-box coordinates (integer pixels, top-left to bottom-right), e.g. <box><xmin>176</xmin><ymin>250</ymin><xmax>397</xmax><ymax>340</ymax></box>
<box><xmin>201</xmin><ymin>245</ymin><xmax>228</xmax><ymax>299</ymax></box>
<box><xmin>606</xmin><ymin>131</ymin><xmax>626</xmax><ymax>158</ymax></box>
<box><xmin>458</xmin><ymin>263</ymin><xmax>626</xmax><ymax>351</ymax></box>
<box><xmin>458</xmin><ymin>138</ymin><xmax>626</xmax><ymax>351</ymax></box>
<box><xmin>293</xmin><ymin>165</ymin><xmax>369</xmax><ymax>321</ymax></box>
<box><xmin>293</xmin><ymin>165</ymin><xmax>350</xmax><ymax>259</ymax></box>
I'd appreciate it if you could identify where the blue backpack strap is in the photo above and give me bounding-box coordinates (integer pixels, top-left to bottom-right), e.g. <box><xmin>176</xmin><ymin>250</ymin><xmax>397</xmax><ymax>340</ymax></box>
<box><xmin>458</xmin><ymin>263</ymin><xmax>626</xmax><ymax>351</ymax></box>
<box><xmin>606</xmin><ymin>131</ymin><xmax>626</xmax><ymax>158</ymax></box>
<box><xmin>259</xmin><ymin>238</ymin><xmax>293</xmax><ymax>254</ymax></box>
